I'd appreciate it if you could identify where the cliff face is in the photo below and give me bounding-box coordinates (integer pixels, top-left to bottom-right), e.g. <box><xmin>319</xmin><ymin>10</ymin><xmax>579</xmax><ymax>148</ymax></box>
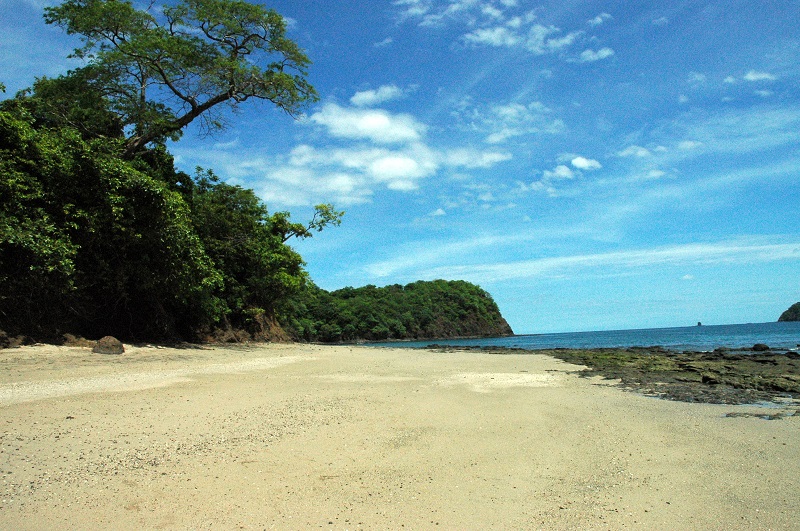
<box><xmin>778</xmin><ymin>302</ymin><xmax>800</xmax><ymax>322</ymax></box>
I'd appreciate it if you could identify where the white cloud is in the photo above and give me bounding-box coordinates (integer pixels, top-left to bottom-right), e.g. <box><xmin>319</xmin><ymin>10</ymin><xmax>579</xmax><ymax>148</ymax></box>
<box><xmin>228</xmin><ymin>97</ymin><xmax>515</xmax><ymax>206</ymax></box>
<box><xmin>579</xmin><ymin>47</ymin><xmax>614</xmax><ymax>62</ymax></box>
<box><xmin>350</xmin><ymin>85</ymin><xmax>405</xmax><ymax>107</ymax></box>
<box><xmin>618</xmin><ymin>145</ymin><xmax>652</xmax><ymax>157</ymax></box>
<box><xmin>394</xmin><ymin>0</ymin><xmax>431</xmax><ymax>19</ymax></box>
<box><xmin>415</xmin><ymin>240</ymin><xmax>800</xmax><ymax>284</ymax></box>
<box><xmin>374</xmin><ymin>37</ymin><xmax>394</xmax><ymax>47</ymax></box>
<box><xmin>755</xmin><ymin>90</ymin><xmax>774</xmax><ymax>98</ymax></box>
<box><xmin>571</xmin><ymin>156</ymin><xmax>602</xmax><ymax>170</ymax></box>
<box><xmin>724</xmin><ymin>76</ymin><xmax>737</xmax><ymax>84</ymax></box>
<box><xmin>456</xmin><ymin>100</ymin><xmax>564</xmax><ymax>144</ymax></box>
<box><xmin>400</xmin><ymin>2</ymin><xmax>609</xmax><ymax>61</ymax></box>
<box><xmin>526</xmin><ymin>25</ymin><xmax>582</xmax><ymax>54</ymax></box>
<box><xmin>543</xmin><ymin>165</ymin><xmax>575</xmax><ymax>180</ymax></box>
<box><xmin>588</xmin><ymin>13</ymin><xmax>612</xmax><ymax>27</ymax></box>
<box><xmin>678</xmin><ymin>140</ymin><xmax>703</xmax><ymax>150</ymax></box>
<box><xmin>310</xmin><ymin>103</ymin><xmax>426</xmax><ymax>144</ymax></box>
<box><xmin>463</xmin><ymin>26</ymin><xmax>521</xmax><ymax>47</ymax></box>
<box><xmin>652</xmin><ymin>17</ymin><xmax>669</xmax><ymax>26</ymax></box>
<box><xmin>430</xmin><ymin>208</ymin><xmax>447</xmax><ymax>216</ymax></box>
<box><xmin>444</xmin><ymin>148</ymin><xmax>513</xmax><ymax>168</ymax></box>
<box><xmin>687</xmin><ymin>72</ymin><xmax>707</xmax><ymax>84</ymax></box>
<box><xmin>743</xmin><ymin>70</ymin><xmax>777</xmax><ymax>82</ymax></box>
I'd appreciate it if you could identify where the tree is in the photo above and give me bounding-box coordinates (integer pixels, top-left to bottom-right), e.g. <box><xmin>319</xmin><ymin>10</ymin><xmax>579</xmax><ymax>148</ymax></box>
<box><xmin>44</xmin><ymin>0</ymin><xmax>318</xmax><ymax>157</ymax></box>
<box><xmin>0</xmin><ymin>104</ymin><xmax>223</xmax><ymax>339</ymax></box>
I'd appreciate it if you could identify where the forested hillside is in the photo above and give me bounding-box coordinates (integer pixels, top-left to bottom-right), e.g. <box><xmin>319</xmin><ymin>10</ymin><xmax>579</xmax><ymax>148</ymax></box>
<box><xmin>285</xmin><ymin>280</ymin><xmax>513</xmax><ymax>342</ymax></box>
<box><xmin>779</xmin><ymin>302</ymin><xmax>800</xmax><ymax>322</ymax></box>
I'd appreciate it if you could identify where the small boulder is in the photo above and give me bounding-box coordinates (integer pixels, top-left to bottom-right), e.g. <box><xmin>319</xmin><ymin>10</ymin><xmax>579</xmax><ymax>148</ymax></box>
<box><xmin>752</xmin><ymin>343</ymin><xmax>770</xmax><ymax>352</ymax></box>
<box><xmin>92</xmin><ymin>336</ymin><xmax>124</xmax><ymax>355</ymax></box>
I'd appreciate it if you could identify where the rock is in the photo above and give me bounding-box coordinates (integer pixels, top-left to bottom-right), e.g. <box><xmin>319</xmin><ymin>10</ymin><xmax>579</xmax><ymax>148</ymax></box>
<box><xmin>92</xmin><ymin>336</ymin><xmax>125</xmax><ymax>355</ymax></box>
<box><xmin>752</xmin><ymin>343</ymin><xmax>770</xmax><ymax>352</ymax></box>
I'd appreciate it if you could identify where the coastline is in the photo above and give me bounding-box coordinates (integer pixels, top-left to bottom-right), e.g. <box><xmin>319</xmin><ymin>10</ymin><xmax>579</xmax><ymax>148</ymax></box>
<box><xmin>1</xmin><ymin>342</ymin><xmax>798</xmax><ymax>529</ymax></box>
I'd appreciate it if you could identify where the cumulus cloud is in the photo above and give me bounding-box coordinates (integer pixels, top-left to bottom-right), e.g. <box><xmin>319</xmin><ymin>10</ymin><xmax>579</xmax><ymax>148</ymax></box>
<box><xmin>571</xmin><ymin>156</ymin><xmax>602</xmax><ymax>170</ymax></box>
<box><xmin>235</xmin><ymin>95</ymin><xmax>516</xmax><ymax>206</ymax></box>
<box><xmin>579</xmin><ymin>47</ymin><xmax>614</xmax><ymax>62</ymax></box>
<box><xmin>310</xmin><ymin>103</ymin><xmax>426</xmax><ymax>144</ymax></box>
<box><xmin>350</xmin><ymin>85</ymin><xmax>405</xmax><ymax>107</ymax></box>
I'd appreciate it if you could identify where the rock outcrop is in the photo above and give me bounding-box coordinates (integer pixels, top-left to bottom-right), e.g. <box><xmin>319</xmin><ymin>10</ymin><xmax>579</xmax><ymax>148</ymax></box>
<box><xmin>92</xmin><ymin>336</ymin><xmax>125</xmax><ymax>354</ymax></box>
<box><xmin>778</xmin><ymin>302</ymin><xmax>800</xmax><ymax>322</ymax></box>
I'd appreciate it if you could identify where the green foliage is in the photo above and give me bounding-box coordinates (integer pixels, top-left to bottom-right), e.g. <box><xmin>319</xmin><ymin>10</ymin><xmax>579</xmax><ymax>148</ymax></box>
<box><xmin>285</xmin><ymin>280</ymin><xmax>513</xmax><ymax>343</ymax></box>
<box><xmin>12</xmin><ymin>69</ymin><xmax>123</xmax><ymax>139</ymax></box>
<box><xmin>188</xmin><ymin>169</ymin><xmax>310</xmax><ymax>326</ymax></box>
<box><xmin>778</xmin><ymin>302</ymin><xmax>800</xmax><ymax>322</ymax></box>
<box><xmin>44</xmin><ymin>0</ymin><xmax>318</xmax><ymax>156</ymax></box>
<box><xmin>0</xmin><ymin>104</ymin><xmax>222</xmax><ymax>339</ymax></box>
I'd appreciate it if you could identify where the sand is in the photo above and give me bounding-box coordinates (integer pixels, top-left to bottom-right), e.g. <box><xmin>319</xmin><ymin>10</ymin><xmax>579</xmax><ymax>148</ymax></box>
<box><xmin>0</xmin><ymin>343</ymin><xmax>798</xmax><ymax>530</ymax></box>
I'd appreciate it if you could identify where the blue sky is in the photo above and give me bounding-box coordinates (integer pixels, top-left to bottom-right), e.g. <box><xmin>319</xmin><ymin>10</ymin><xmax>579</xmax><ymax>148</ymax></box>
<box><xmin>3</xmin><ymin>0</ymin><xmax>800</xmax><ymax>333</ymax></box>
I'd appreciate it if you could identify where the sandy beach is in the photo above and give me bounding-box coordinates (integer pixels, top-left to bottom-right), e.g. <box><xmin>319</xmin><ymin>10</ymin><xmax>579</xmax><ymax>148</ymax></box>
<box><xmin>0</xmin><ymin>343</ymin><xmax>798</xmax><ymax>530</ymax></box>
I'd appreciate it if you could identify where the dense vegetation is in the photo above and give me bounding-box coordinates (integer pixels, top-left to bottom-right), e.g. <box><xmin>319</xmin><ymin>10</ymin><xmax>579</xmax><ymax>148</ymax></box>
<box><xmin>285</xmin><ymin>280</ymin><xmax>513</xmax><ymax>342</ymax></box>
<box><xmin>779</xmin><ymin>302</ymin><xmax>800</xmax><ymax>322</ymax></box>
<box><xmin>0</xmin><ymin>0</ymin><xmax>513</xmax><ymax>345</ymax></box>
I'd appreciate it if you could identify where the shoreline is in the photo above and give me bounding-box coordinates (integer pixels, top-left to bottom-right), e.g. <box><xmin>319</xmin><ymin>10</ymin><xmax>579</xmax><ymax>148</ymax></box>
<box><xmin>1</xmin><ymin>343</ymin><xmax>798</xmax><ymax>529</ymax></box>
<box><xmin>423</xmin><ymin>345</ymin><xmax>800</xmax><ymax>407</ymax></box>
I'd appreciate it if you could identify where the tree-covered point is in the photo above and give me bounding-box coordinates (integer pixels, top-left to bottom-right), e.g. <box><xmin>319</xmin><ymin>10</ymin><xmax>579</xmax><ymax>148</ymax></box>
<box><xmin>779</xmin><ymin>302</ymin><xmax>800</xmax><ymax>322</ymax></box>
<box><xmin>285</xmin><ymin>280</ymin><xmax>514</xmax><ymax>343</ymax></box>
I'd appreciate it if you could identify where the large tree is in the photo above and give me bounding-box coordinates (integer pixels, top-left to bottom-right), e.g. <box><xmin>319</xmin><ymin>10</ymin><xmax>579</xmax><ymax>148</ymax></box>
<box><xmin>44</xmin><ymin>0</ymin><xmax>318</xmax><ymax>156</ymax></box>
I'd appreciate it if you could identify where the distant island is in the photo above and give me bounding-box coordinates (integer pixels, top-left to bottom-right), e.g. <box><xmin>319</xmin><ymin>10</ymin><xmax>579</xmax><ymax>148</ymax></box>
<box><xmin>778</xmin><ymin>302</ymin><xmax>800</xmax><ymax>322</ymax></box>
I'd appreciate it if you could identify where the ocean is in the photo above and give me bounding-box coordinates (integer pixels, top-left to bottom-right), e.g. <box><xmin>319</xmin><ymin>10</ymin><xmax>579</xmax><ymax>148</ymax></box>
<box><xmin>369</xmin><ymin>321</ymin><xmax>800</xmax><ymax>352</ymax></box>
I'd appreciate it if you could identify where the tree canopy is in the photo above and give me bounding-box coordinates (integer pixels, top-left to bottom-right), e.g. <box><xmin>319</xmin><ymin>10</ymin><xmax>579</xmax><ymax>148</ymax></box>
<box><xmin>44</xmin><ymin>0</ymin><xmax>318</xmax><ymax>156</ymax></box>
<box><xmin>285</xmin><ymin>280</ymin><xmax>513</xmax><ymax>343</ymax></box>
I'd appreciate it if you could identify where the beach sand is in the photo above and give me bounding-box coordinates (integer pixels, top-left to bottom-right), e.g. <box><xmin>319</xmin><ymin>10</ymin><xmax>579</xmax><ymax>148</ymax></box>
<box><xmin>0</xmin><ymin>343</ymin><xmax>797</xmax><ymax>530</ymax></box>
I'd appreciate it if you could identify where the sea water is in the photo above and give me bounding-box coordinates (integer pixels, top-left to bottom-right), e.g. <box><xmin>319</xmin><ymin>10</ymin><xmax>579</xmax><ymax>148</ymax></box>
<box><xmin>369</xmin><ymin>321</ymin><xmax>800</xmax><ymax>352</ymax></box>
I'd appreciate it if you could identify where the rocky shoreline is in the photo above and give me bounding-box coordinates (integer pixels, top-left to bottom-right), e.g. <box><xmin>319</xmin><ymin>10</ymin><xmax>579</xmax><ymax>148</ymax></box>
<box><xmin>427</xmin><ymin>345</ymin><xmax>800</xmax><ymax>409</ymax></box>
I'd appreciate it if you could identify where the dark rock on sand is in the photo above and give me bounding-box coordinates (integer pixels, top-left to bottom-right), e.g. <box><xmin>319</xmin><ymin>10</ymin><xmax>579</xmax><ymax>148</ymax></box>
<box><xmin>92</xmin><ymin>336</ymin><xmax>125</xmax><ymax>355</ymax></box>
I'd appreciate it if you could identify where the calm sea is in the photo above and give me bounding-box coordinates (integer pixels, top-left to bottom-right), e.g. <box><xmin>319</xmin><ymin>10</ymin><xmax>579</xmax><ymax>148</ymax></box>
<box><xmin>370</xmin><ymin>321</ymin><xmax>800</xmax><ymax>352</ymax></box>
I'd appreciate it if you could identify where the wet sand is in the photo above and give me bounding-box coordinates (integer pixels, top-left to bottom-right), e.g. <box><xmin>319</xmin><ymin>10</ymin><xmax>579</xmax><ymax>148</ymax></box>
<box><xmin>1</xmin><ymin>343</ymin><xmax>797</xmax><ymax>529</ymax></box>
